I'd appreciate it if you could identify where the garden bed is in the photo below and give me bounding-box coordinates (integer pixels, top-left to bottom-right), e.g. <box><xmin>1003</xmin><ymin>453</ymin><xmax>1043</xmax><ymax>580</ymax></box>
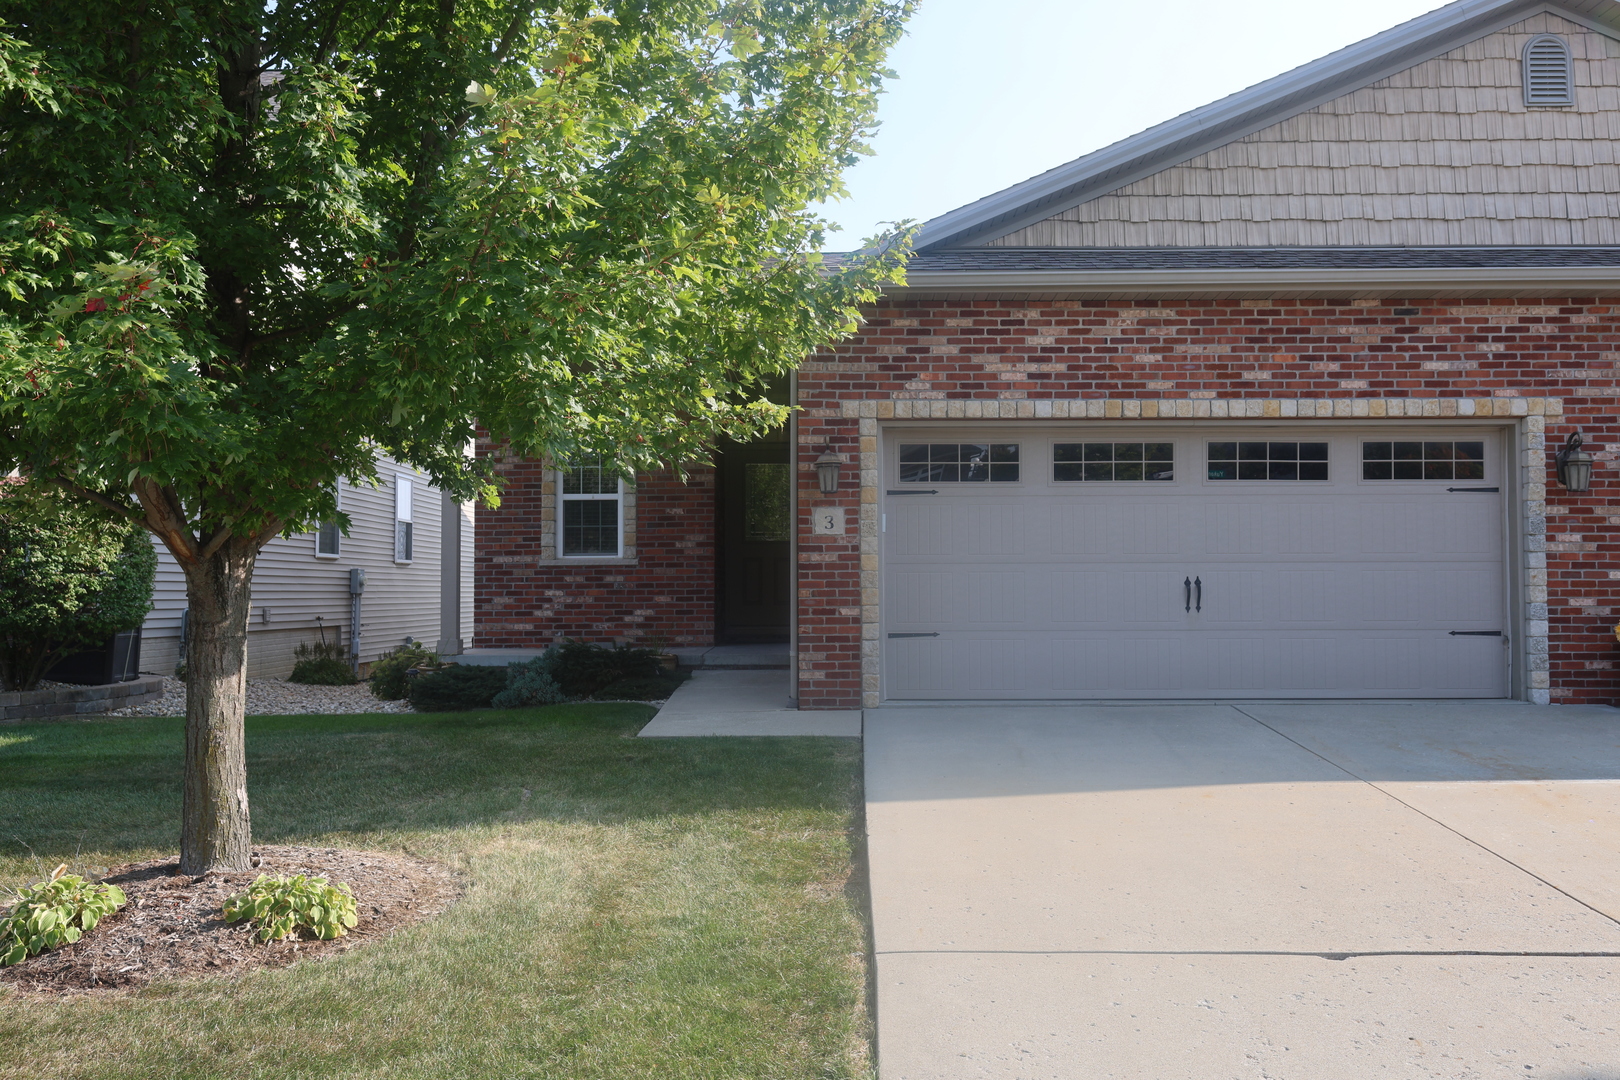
<box><xmin>1</xmin><ymin>846</ymin><xmax>460</xmax><ymax>996</ymax></box>
<box><xmin>1</xmin><ymin>676</ymin><xmax>165</xmax><ymax>723</ymax></box>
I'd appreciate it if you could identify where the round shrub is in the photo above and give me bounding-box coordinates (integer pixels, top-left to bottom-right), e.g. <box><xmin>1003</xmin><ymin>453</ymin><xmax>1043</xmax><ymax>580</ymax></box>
<box><xmin>369</xmin><ymin>642</ymin><xmax>437</xmax><ymax>700</ymax></box>
<box><xmin>0</xmin><ymin>483</ymin><xmax>157</xmax><ymax>691</ymax></box>
<box><xmin>551</xmin><ymin>640</ymin><xmax>664</xmax><ymax>698</ymax></box>
<box><xmin>491</xmin><ymin>649</ymin><xmax>568</xmax><ymax>709</ymax></box>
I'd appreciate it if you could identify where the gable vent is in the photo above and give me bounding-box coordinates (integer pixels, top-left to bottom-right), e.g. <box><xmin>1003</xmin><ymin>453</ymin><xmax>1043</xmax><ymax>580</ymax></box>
<box><xmin>1523</xmin><ymin>34</ymin><xmax>1574</xmax><ymax>106</ymax></box>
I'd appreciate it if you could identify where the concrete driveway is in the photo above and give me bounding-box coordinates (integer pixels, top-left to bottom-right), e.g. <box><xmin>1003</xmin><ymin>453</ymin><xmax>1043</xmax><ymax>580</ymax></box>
<box><xmin>865</xmin><ymin>702</ymin><xmax>1620</xmax><ymax>1079</ymax></box>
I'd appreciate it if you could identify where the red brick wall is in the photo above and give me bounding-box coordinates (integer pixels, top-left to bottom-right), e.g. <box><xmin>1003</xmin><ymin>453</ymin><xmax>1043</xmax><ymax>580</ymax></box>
<box><xmin>794</xmin><ymin>450</ymin><xmax>866</xmax><ymax>710</ymax></box>
<box><xmin>795</xmin><ymin>295</ymin><xmax>1620</xmax><ymax>707</ymax></box>
<box><xmin>474</xmin><ymin>449</ymin><xmax>717</xmax><ymax>649</ymax></box>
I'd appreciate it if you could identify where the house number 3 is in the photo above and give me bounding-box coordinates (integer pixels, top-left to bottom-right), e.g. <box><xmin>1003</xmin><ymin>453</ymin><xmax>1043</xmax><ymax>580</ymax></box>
<box><xmin>812</xmin><ymin>507</ymin><xmax>846</xmax><ymax>535</ymax></box>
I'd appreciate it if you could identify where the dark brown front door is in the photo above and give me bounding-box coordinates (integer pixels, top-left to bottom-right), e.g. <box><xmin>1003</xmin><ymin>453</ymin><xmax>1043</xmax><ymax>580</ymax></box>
<box><xmin>716</xmin><ymin>435</ymin><xmax>791</xmax><ymax>643</ymax></box>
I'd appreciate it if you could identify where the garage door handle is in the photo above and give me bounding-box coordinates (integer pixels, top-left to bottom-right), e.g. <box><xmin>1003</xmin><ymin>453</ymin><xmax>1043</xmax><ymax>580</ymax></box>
<box><xmin>888</xmin><ymin>632</ymin><xmax>940</xmax><ymax>638</ymax></box>
<box><xmin>1184</xmin><ymin>577</ymin><xmax>1192</xmax><ymax>613</ymax></box>
<box><xmin>1194</xmin><ymin>576</ymin><xmax>1202</xmax><ymax>613</ymax></box>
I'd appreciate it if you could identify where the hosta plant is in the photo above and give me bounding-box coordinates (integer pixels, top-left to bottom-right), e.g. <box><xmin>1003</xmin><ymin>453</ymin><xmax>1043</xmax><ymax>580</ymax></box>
<box><xmin>0</xmin><ymin>865</ymin><xmax>127</xmax><ymax>966</ymax></box>
<box><xmin>223</xmin><ymin>874</ymin><xmax>359</xmax><ymax>943</ymax></box>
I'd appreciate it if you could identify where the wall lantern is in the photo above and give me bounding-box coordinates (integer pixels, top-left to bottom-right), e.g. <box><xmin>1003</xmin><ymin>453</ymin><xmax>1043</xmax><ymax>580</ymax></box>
<box><xmin>1556</xmin><ymin>431</ymin><xmax>1594</xmax><ymax>493</ymax></box>
<box><xmin>814</xmin><ymin>448</ymin><xmax>844</xmax><ymax>495</ymax></box>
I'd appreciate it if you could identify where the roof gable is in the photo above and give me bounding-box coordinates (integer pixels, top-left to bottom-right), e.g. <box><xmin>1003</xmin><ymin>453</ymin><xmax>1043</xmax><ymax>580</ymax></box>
<box><xmin>914</xmin><ymin>0</ymin><xmax>1620</xmax><ymax>251</ymax></box>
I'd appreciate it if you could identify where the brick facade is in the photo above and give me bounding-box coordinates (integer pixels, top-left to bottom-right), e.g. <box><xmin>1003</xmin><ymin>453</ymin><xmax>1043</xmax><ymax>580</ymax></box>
<box><xmin>793</xmin><ymin>295</ymin><xmax>1620</xmax><ymax>708</ymax></box>
<box><xmin>474</xmin><ymin>448</ymin><xmax>717</xmax><ymax>649</ymax></box>
<box><xmin>474</xmin><ymin>295</ymin><xmax>1620</xmax><ymax>708</ymax></box>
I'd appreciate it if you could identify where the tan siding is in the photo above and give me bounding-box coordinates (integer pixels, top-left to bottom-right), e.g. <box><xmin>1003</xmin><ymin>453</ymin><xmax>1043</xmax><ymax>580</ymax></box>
<box><xmin>140</xmin><ymin>457</ymin><xmax>454</xmax><ymax>679</ymax></box>
<box><xmin>988</xmin><ymin>13</ymin><xmax>1620</xmax><ymax>248</ymax></box>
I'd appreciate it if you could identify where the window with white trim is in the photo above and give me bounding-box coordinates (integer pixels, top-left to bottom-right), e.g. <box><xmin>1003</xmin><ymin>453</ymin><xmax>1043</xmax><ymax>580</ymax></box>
<box><xmin>1523</xmin><ymin>34</ymin><xmax>1574</xmax><ymax>106</ymax></box>
<box><xmin>314</xmin><ymin>484</ymin><xmax>341</xmax><ymax>558</ymax></box>
<box><xmin>394</xmin><ymin>475</ymin><xmax>414</xmax><ymax>562</ymax></box>
<box><xmin>560</xmin><ymin>459</ymin><xmax>624</xmax><ymax>557</ymax></box>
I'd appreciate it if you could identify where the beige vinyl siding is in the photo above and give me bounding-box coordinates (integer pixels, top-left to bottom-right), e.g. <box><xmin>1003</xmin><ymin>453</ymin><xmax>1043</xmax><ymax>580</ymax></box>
<box><xmin>141</xmin><ymin>460</ymin><xmax>455</xmax><ymax>680</ymax></box>
<box><xmin>987</xmin><ymin>13</ymin><xmax>1620</xmax><ymax>248</ymax></box>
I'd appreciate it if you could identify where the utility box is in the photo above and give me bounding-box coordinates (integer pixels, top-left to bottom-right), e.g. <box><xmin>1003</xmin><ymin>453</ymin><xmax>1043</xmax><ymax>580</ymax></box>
<box><xmin>43</xmin><ymin>628</ymin><xmax>144</xmax><ymax>685</ymax></box>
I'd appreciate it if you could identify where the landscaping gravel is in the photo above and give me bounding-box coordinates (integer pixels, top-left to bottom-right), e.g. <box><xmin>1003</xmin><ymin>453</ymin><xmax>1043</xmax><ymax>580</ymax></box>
<box><xmin>107</xmin><ymin>677</ymin><xmax>413</xmax><ymax>717</ymax></box>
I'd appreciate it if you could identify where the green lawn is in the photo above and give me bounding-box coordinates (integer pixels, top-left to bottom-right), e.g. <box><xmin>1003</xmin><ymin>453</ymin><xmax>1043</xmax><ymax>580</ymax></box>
<box><xmin>0</xmin><ymin>706</ymin><xmax>872</xmax><ymax>1080</ymax></box>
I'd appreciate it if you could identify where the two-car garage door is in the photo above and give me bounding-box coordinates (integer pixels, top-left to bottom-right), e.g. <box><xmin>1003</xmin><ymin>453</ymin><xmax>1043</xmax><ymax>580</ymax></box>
<box><xmin>882</xmin><ymin>426</ymin><xmax>1510</xmax><ymax>699</ymax></box>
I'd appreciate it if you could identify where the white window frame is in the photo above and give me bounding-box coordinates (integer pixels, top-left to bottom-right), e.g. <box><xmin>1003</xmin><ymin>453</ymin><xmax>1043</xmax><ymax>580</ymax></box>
<box><xmin>314</xmin><ymin>484</ymin><xmax>342</xmax><ymax>559</ymax></box>
<box><xmin>394</xmin><ymin>475</ymin><xmax>414</xmax><ymax>563</ymax></box>
<box><xmin>558</xmin><ymin>461</ymin><xmax>625</xmax><ymax>559</ymax></box>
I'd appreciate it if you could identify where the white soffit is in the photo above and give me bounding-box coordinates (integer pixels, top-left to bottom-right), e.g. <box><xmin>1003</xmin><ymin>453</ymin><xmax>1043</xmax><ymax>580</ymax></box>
<box><xmin>912</xmin><ymin>0</ymin><xmax>1620</xmax><ymax>252</ymax></box>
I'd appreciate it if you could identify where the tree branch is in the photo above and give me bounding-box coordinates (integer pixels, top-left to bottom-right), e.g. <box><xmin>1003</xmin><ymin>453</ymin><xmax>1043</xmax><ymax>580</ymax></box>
<box><xmin>130</xmin><ymin>477</ymin><xmax>202</xmax><ymax>564</ymax></box>
<box><xmin>251</xmin><ymin>517</ymin><xmax>286</xmax><ymax>551</ymax></box>
<box><xmin>339</xmin><ymin>0</ymin><xmax>404</xmax><ymax>73</ymax></box>
<box><xmin>197</xmin><ymin>524</ymin><xmax>238</xmax><ymax>562</ymax></box>
<box><xmin>491</xmin><ymin>0</ymin><xmax>537</xmax><ymax>72</ymax></box>
<box><xmin>313</xmin><ymin>0</ymin><xmax>351</xmax><ymax>65</ymax></box>
<box><xmin>45</xmin><ymin>476</ymin><xmax>144</xmax><ymax>524</ymax></box>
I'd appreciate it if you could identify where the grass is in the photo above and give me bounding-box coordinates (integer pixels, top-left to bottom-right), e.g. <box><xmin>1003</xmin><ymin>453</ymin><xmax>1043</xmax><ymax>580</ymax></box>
<box><xmin>0</xmin><ymin>705</ymin><xmax>872</xmax><ymax>1080</ymax></box>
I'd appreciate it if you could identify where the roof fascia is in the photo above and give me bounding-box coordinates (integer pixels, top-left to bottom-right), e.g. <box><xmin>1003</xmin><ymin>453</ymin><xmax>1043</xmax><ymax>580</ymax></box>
<box><xmin>889</xmin><ymin>265</ymin><xmax>1620</xmax><ymax>298</ymax></box>
<box><xmin>914</xmin><ymin>0</ymin><xmax>1620</xmax><ymax>252</ymax></box>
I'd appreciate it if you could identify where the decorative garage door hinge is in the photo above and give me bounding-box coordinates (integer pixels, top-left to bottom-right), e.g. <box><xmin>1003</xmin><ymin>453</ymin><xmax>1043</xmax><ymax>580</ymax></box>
<box><xmin>1446</xmin><ymin>486</ymin><xmax>1499</xmax><ymax>492</ymax></box>
<box><xmin>887</xmin><ymin>489</ymin><xmax>938</xmax><ymax>495</ymax></box>
<box><xmin>1449</xmin><ymin>630</ymin><xmax>1503</xmax><ymax>636</ymax></box>
<box><xmin>887</xmin><ymin>632</ymin><xmax>940</xmax><ymax>638</ymax></box>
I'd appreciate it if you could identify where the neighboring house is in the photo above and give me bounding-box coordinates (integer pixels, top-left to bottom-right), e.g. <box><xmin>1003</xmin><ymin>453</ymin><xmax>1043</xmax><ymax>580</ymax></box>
<box><xmin>477</xmin><ymin>0</ymin><xmax>1620</xmax><ymax>709</ymax></box>
<box><xmin>143</xmin><ymin>458</ymin><xmax>475</xmax><ymax>680</ymax></box>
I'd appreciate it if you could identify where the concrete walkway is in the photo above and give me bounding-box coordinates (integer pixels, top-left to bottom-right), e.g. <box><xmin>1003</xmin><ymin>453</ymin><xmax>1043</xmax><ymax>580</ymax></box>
<box><xmin>638</xmin><ymin>669</ymin><xmax>861</xmax><ymax>737</ymax></box>
<box><xmin>866</xmin><ymin>701</ymin><xmax>1620</xmax><ymax>1078</ymax></box>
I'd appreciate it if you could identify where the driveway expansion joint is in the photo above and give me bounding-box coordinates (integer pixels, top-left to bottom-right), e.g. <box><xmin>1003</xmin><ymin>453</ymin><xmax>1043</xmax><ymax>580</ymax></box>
<box><xmin>1229</xmin><ymin>704</ymin><xmax>1620</xmax><ymax>932</ymax></box>
<box><xmin>877</xmin><ymin>949</ymin><xmax>1620</xmax><ymax>961</ymax></box>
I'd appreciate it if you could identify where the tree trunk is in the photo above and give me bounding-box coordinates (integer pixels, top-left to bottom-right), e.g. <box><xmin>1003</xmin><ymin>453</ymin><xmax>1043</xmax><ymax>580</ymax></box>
<box><xmin>178</xmin><ymin>540</ymin><xmax>258</xmax><ymax>875</ymax></box>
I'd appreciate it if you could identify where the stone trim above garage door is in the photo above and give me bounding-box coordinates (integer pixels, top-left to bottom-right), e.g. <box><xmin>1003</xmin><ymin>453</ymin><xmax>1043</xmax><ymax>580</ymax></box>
<box><xmin>845</xmin><ymin>396</ymin><xmax>1559</xmax><ymax>708</ymax></box>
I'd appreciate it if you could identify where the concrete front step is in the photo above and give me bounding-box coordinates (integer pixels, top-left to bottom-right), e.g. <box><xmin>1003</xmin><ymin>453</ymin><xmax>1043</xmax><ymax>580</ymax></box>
<box><xmin>459</xmin><ymin>644</ymin><xmax>790</xmax><ymax>671</ymax></box>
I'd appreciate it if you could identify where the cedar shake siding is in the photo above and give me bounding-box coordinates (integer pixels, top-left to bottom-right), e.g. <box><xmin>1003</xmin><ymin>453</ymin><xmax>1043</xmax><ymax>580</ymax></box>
<box><xmin>988</xmin><ymin>14</ymin><xmax>1620</xmax><ymax>249</ymax></box>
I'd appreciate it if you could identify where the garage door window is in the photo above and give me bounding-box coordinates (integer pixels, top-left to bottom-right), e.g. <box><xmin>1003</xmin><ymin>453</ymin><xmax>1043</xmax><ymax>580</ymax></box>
<box><xmin>899</xmin><ymin>443</ymin><xmax>1019</xmax><ymax>483</ymax></box>
<box><xmin>1361</xmin><ymin>441</ymin><xmax>1485</xmax><ymax>481</ymax></box>
<box><xmin>1054</xmin><ymin>442</ymin><xmax>1174</xmax><ymax>482</ymax></box>
<box><xmin>1208</xmin><ymin>441</ymin><xmax>1329</xmax><ymax>481</ymax></box>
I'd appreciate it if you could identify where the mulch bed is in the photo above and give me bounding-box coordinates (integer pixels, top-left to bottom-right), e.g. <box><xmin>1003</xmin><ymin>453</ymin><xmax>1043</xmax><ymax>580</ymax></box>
<box><xmin>0</xmin><ymin>845</ymin><xmax>462</xmax><ymax>996</ymax></box>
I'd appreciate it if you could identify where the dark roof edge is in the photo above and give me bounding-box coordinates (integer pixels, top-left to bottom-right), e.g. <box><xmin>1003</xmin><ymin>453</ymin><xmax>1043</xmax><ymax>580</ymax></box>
<box><xmin>912</xmin><ymin>0</ymin><xmax>1620</xmax><ymax>252</ymax></box>
<box><xmin>887</xmin><ymin>265</ymin><xmax>1620</xmax><ymax>299</ymax></box>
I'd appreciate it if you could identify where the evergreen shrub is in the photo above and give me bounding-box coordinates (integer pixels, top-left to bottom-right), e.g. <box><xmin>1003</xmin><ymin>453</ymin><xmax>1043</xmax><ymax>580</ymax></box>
<box><xmin>551</xmin><ymin>640</ymin><xmax>663</xmax><ymax>698</ymax></box>
<box><xmin>406</xmin><ymin>664</ymin><xmax>509</xmax><ymax>711</ymax></box>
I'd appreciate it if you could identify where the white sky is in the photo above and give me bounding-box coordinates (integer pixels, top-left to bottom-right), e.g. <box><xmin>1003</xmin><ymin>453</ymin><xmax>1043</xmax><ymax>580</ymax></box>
<box><xmin>821</xmin><ymin>0</ymin><xmax>1451</xmax><ymax>247</ymax></box>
